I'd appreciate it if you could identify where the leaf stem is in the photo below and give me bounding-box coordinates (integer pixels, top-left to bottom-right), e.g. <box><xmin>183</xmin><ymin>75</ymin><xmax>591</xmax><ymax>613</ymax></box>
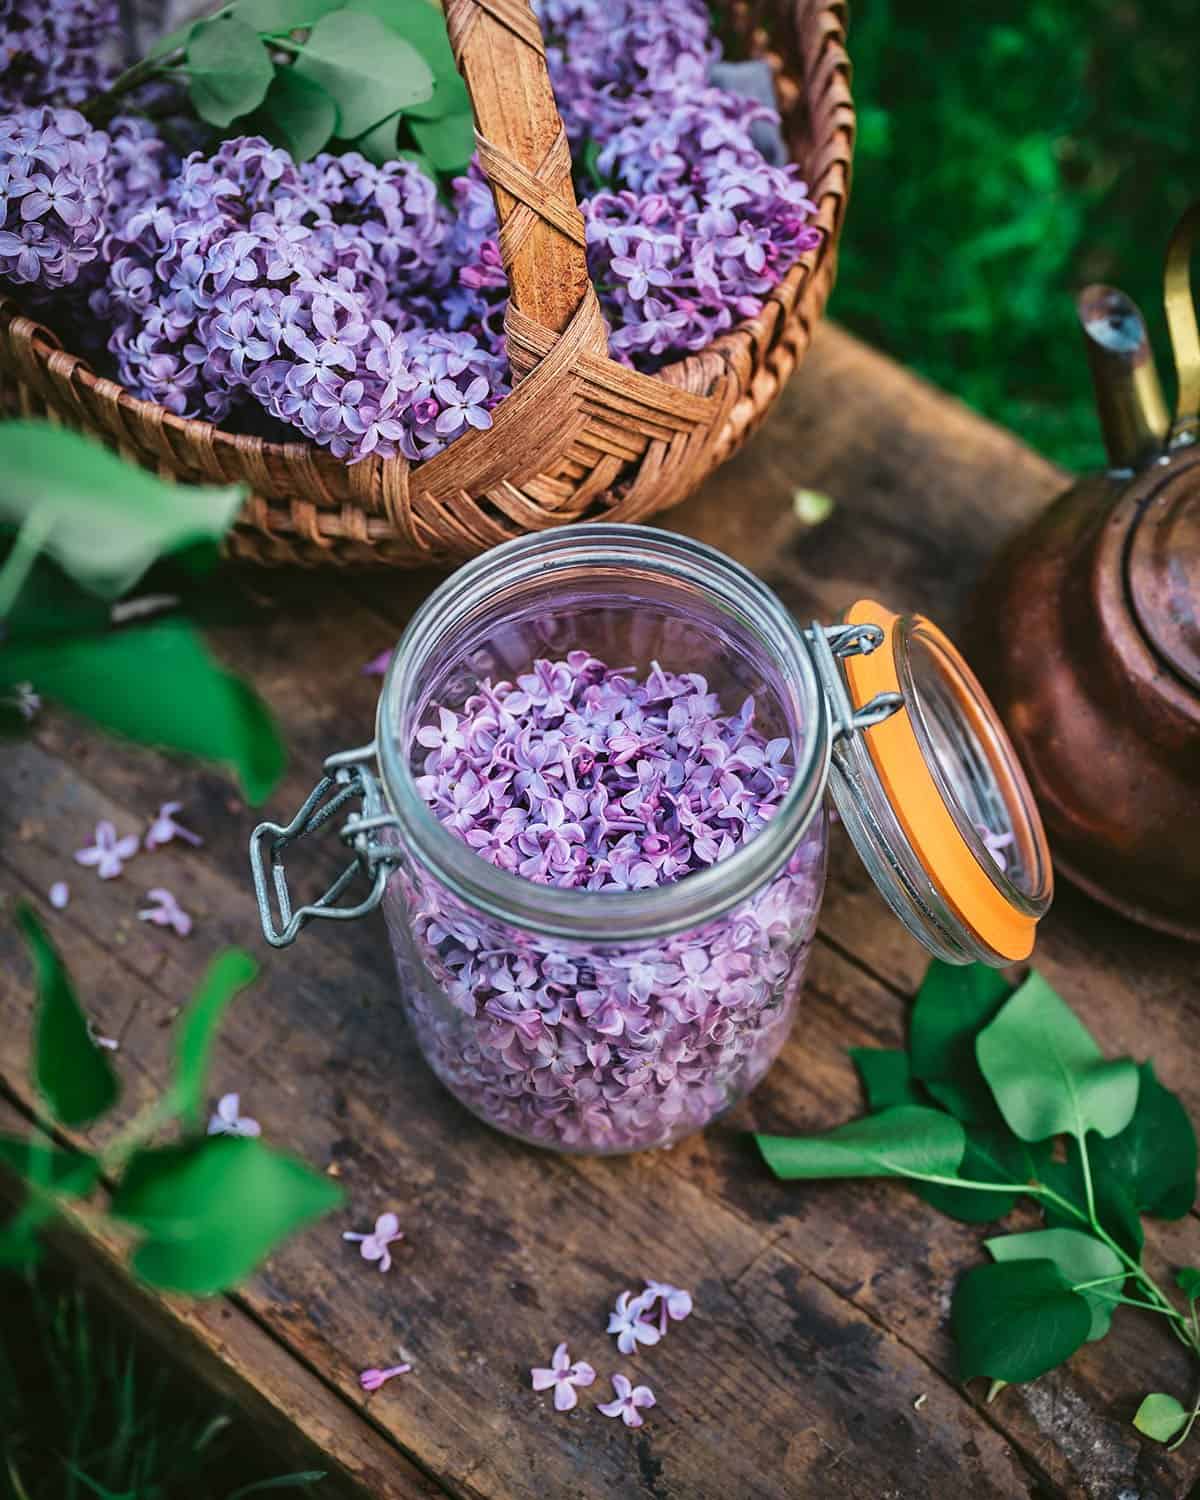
<box><xmin>0</xmin><ymin>509</ymin><xmax>54</xmax><ymax>620</ymax></box>
<box><xmin>1169</xmin><ymin>1402</ymin><xmax>1200</xmax><ymax>1453</ymax></box>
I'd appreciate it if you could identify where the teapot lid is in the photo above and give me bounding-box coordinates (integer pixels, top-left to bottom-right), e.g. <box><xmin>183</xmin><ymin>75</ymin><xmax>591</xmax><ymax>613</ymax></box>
<box><xmin>1126</xmin><ymin>457</ymin><xmax>1200</xmax><ymax>692</ymax></box>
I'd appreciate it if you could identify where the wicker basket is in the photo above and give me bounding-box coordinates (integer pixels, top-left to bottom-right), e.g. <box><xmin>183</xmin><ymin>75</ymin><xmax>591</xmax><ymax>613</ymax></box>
<box><xmin>0</xmin><ymin>0</ymin><xmax>852</xmax><ymax>567</ymax></box>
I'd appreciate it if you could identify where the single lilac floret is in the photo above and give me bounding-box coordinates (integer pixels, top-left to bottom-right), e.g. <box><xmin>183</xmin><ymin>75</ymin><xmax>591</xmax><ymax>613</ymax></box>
<box><xmin>343</xmin><ymin>1211</ymin><xmax>404</xmax><ymax>1272</ymax></box>
<box><xmin>597</xmin><ymin>1372</ymin><xmax>656</xmax><ymax>1427</ymax></box>
<box><xmin>530</xmin><ymin>1342</ymin><xmax>596</xmax><ymax>1411</ymax></box>
<box><xmin>75</xmin><ymin>820</ymin><xmax>139</xmax><ymax>879</ymax></box>
<box><xmin>207</xmin><ymin>1092</ymin><xmax>261</xmax><ymax>1137</ymax></box>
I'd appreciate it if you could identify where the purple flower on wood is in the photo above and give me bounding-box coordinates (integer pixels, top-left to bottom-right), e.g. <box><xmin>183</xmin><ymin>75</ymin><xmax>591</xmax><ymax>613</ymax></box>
<box><xmin>343</xmin><ymin>1211</ymin><xmax>404</xmax><ymax>1272</ymax></box>
<box><xmin>144</xmin><ymin>802</ymin><xmax>203</xmax><ymax>851</ymax></box>
<box><xmin>75</xmin><ymin>821</ymin><xmax>139</xmax><ymax>879</ymax></box>
<box><xmin>48</xmin><ymin>880</ymin><xmax>69</xmax><ymax>910</ymax></box>
<box><xmin>530</xmin><ymin>1343</ymin><xmax>596</xmax><ymax>1411</ymax></box>
<box><xmin>607</xmin><ymin>1289</ymin><xmax>661</xmax><ymax>1355</ymax></box>
<box><xmin>642</xmin><ymin>1279</ymin><xmax>693</xmax><ymax>1333</ymax></box>
<box><xmin>138</xmin><ymin>888</ymin><xmax>192</xmax><ymax>936</ymax></box>
<box><xmin>359</xmin><ymin>1363</ymin><xmax>411</xmax><ymax>1391</ymax></box>
<box><xmin>597</xmin><ymin>1373</ymin><xmax>656</xmax><ymax>1427</ymax></box>
<box><xmin>207</xmin><ymin>1093</ymin><xmax>261</xmax><ymax>1137</ymax></box>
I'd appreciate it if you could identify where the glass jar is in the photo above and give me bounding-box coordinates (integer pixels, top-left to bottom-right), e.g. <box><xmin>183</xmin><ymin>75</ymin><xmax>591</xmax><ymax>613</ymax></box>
<box><xmin>251</xmin><ymin>525</ymin><xmax>1053</xmax><ymax>1155</ymax></box>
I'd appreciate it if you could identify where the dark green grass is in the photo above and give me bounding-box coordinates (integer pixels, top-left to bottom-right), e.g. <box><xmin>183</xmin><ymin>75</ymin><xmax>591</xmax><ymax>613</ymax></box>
<box><xmin>834</xmin><ymin>0</ymin><xmax>1200</xmax><ymax>469</ymax></box>
<box><xmin>0</xmin><ymin>1271</ymin><xmax>326</xmax><ymax>1500</ymax></box>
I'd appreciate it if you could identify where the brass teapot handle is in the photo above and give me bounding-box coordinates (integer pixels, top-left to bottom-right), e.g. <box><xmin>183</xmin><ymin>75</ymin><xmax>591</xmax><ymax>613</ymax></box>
<box><xmin>1165</xmin><ymin>200</ymin><xmax>1200</xmax><ymax>446</ymax></box>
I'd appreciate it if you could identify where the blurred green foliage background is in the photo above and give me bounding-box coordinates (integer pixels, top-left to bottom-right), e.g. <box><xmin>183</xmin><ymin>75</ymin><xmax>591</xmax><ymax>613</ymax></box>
<box><xmin>833</xmin><ymin>0</ymin><xmax>1200</xmax><ymax>471</ymax></box>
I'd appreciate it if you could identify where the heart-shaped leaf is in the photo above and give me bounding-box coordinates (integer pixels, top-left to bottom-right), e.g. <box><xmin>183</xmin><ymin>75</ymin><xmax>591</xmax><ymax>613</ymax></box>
<box><xmin>19</xmin><ymin>905</ymin><xmax>119</xmax><ymax>1128</ymax></box>
<box><xmin>1177</xmin><ymin>1268</ymin><xmax>1200</xmax><ymax>1302</ymax></box>
<box><xmin>975</xmin><ymin>972</ymin><xmax>1139</xmax><ymax>1142</ymax></box>
<box><xmin>0</xmin><ymin>620</ymin><xmax>285</xmax><ymax>804</ymax></box>
<box><xmin>985</xmin><ymin>1227</ymin><xmax>1123</xmax><ymax>1340</ymax></box>
<box><xmin>0</xmin><ymin>423</ymin><xmax>245</xmax><ymax>603</ymax></box>
<box><xmin>850</xmin><ymin>1048</ymin><xmax>924</xmax><ymax>1111</ymax></box>
<box><xmin>952</xmin><ymin>1258</ymin><xmax>1091</xmax><ymax>1383</ymax></box>
<box><xmin>347</xmin><ymin>0</ymin><xmax>461</xmax><ymax>119</ymax></box>
<box><xmin>909</xmin><ymin>959</ymin><xmax>1010</xmax><ymax>1123</ymax></box>
<box><xmin>262</xmin><ymin>68</ymin><xmax>338</xmax><ymax>161</ymax></box>
<box><xmin>294</xmin><ymin>11</ymin><xmax>433</xmax><ymax>138</ymax></box>
<box><xmin>232</xmin><ymin>0</ymin><xmax>343</xmax><ymax>28</ymax></box>
<box><xmin>757</xmin><ymin>1105</ymin><xmax>966</xmax><ymax>1181</ymax></box>
<box><xmin>173</xmin><ymin>950</ymin><xmax>259</xmax><ymax>1130</ymax></box>
<box><xmin>1090</xmin><ymin>1061</ymin><xmax>1196</xmax><ymax>1219</ymax></box>
<box><xmin>187</xmin><ymin>14</ymin><xmax>275</xmax><ymax>128</ymax></box>
<box><xmin>111</xmin><ymin>1136</ymin><xmax>342</xmax><ymax>1295</ymax></box>
<box><xmin>1133</xmin><ymin>1393</ymin><xmax>1189</xmax><ymax>1444</ymax></box>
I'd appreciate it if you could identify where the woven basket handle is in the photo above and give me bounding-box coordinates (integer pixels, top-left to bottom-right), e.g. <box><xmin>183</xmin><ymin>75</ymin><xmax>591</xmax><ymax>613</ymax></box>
<box><xmin>444</xmin><ymin>0</ymin><xmax>604</xmax><ymax>378</ymax></box>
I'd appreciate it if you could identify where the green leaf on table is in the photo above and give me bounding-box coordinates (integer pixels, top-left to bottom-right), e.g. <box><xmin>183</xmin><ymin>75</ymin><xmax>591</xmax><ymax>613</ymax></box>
<box><xmin>294</xmin><ymin>11</ymin><xmax>433</xmax><ymax>139</ymax></box>
<box><xmin>0</xmin><ymin>1136</ymin><xmax>100</xmax><ymax>1196</ymax></box>
<box><xmin>952</xmin><ymin>1259</ymin><xmax>1091</xmax><ymax>1383</ymax></box>
<box><xmin>19</xmin><ymin>905</ymin><xmax>119</xmax><ymax>1128</ymax></box>
<box><xmin>262</xmin><ymin>68</ymin><xmax>338</xmax><ymax>161</ymax></box>
<box><xmin>0</xmin><ymin>422</ymin><xmax>245</xmax><ymax>602</ymax></box>
<box><xmin>1040</xmin><ymin>1141</ymin><xmax>1144</xmax><ymax>1262</ymax></box>
<box><xmin>850</xmin><ymin>1048</ymin><xmax>924</xmax><ymax>1111</ymax></box>
<box><xmin>1177</xmin><ymin>1268</ymin><xmax>1200</xmax><ymax>1302</ymax></box>
<box><xmin>172</xmin><ymin>958</ymin><xmax>258</xmax><ymax>1126</ymax></box>
<box><xmin>757</xmin><ymin>1105</ymin><xmax>965</xmax><ymax>1181</ymax></box>
<box><xmin>985</xmin><ymin>1227</ymin><xmax>1123</xmax><ymax>1341</ymax></box>
<box><xmin>1133</xmin><ymin>1393</ymin><xmax>1189</xmax><ymax>1444</ymax></box>
<box><xmin>1090</xmin><ymin>1062</ymin><xmax>1196</xmax><ymax>1219</ymax></box>
<box><xmin>187</xmin><ymin>14</ymin><xmax>275</xmax><ymax>128</ymax></box>
<box><xmin>348</xmin><ymin>0</ymin><xmax>462</xmax><ymax>120</ymax></box>
<box><xmin>0</xmin><ymin>619</ymin><xmax>285</xmax><ymax>804</ymax></box>
<box><xmin>409</xmin><ymin>110</ymin><xmax>474</xmax><ymax>174</ymax></box>
<box><xmin>914</xmin><ymin>1128</ymin><xmax>1048</xmax><ymax>1224</ymax></box>
<box><xmin>172</xmin><ymin>950</ymin><xmax>259</xmax><ymax>1130</ymax></box>
<box><xmin>909</xmin><ymin>959</ymin><xmax>1010</xmax><ymax>1123</ymax></box>
<box><xmin>111</xmin><ymin>1136</ymin><xmax>342</xmax><ymax>1295</ymax></box>
<box><xmin>975</xmin><ymin>972</ymin><xmax>1139</xmax><ymax>1142</ymax></box>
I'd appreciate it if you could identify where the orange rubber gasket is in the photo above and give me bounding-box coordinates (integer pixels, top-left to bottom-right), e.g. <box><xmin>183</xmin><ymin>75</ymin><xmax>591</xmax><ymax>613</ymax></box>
<box><xmin>842</xmin><ymin>600</ymin><xmax>1037</xmax><ymax>961</ymax></box>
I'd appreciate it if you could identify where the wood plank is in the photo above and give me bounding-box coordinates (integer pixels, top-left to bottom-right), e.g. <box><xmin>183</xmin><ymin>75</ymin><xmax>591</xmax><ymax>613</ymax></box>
<box><xmin>2</xmin><ymin>323</ymin><xmax>1197</xmax><ymax>1500</ymax></box>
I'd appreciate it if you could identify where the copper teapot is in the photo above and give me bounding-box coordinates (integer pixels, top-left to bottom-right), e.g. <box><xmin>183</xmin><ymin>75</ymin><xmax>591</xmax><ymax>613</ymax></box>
<box><xmin>972</xmin><ymin>204</ymin><xmax>1200</xmax><ymax>941</ymax></box>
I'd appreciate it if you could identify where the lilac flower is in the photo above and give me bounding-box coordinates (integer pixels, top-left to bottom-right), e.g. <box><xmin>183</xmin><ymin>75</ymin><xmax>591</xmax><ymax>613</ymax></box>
<box><xmin>530</xmin><ymin>1342</ymin><xmax>596</xmax><ymax>1411</ymax></box>
<box><xmin>87</xmin><ymin>1019</ymin><xmax>119</xmax><ymax>1050</ymax></box>
<box><xmin>607</xmin><ymin>1289</ymin><xmax>661</xmax><ymax>1355</ymax></box>
<box><xmin>977</xmin><ymin>824</ymin><xmax>1015</xmax><ymax>873</ymax></box>
<box><xmin>138</xmin><ymin>888</ymin><xmax>192</xmax><ymax>936</ymax></box>
<box><xmin>48</xmin><ymin>880</ymin><xmax>69</xmax><ymax>909</ymax></box>
<box><xmin>433</xmin><ymin>375</ymin><xmax>493</xmax><ymax>436</ymax></box>
<box><xmin>343</xmin><ymin>1211</ymin><xmax>404</xmax><ymax>1272</ymax></box>
<box><xmin>5</xmin><ymin>682</ymin><xmax>40</xmax><ymax>720</ymax></box>
<box><xmin>207</xmin><ymin>1093</ymin><xmax>261</xmax><ymax>1137</ymax></box>
<box><xmin>363</xmin><ymin>649</ymin><xmax>392</xmax><ymax>676</ymax></box>
<box><xmin>642</xmin><ymin>1279</ymin><xmax>693</xmax><ymax>1334</ymax></box>
<box><xmin>597</xmin><ymin>1373</ymin><xmax>656</xmax><ymax>1428</ymax></box>
<box><xmin>75</xmin><ymin>820</ymin><xmax>139</xmax><ymax>879</ymax></box>
<box><xmin>359</xmin><ymin>1363</ymin><xmax>411</xmax><ymax>1391</ymax></box>
<box><xmin>144</xmin><ymin>802</ymin><xmax>203</xmax><ymax>851</ymax></box>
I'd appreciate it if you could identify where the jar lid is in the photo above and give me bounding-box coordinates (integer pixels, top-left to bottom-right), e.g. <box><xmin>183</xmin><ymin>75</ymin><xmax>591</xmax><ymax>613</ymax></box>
<box><xmin>829</xmin><ymin>600</ymin><xmax>1053</xmax><ymax>963</ymax></box>
<box><xmin>1126</xmin><ymin>461</ymin><xmax>1200</xmax><ymax>693</ymax></box>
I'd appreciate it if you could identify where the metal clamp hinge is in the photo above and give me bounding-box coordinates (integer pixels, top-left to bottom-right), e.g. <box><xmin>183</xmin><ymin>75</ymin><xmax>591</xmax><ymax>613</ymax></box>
<box><xmin>249</xmin><ymin>743</ymin><xmax>402</xmax><ymax>948</ymax></box>
<box><xmin>806</xmin><ymin>622</ymin><xmax>904</xmax><ymax>741</ymax></box>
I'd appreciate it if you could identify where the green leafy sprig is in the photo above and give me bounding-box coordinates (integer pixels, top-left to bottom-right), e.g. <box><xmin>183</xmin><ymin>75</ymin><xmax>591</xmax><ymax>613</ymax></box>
<box><xmin>84</xmin><ymin>0</ymin><xmax>474</xmax><ymax>173</ymax></box>
<box><xmin>0</xmin><ymin>421</ymin><xmax>284</xmax><ymax>803</ymax></box>
<box><xmin>756</xmin><ymin>961</ymin><xmax>1200</xmax><ymax>1449</ymax></box>
<box><xmin>1</xmin><ymin>907</ymin><xmax>342</xmax><ymax>1293</ymax></box>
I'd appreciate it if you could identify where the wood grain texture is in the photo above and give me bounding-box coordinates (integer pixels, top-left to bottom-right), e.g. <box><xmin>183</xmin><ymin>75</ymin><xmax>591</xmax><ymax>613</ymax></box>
<box><xmin>1</xmin><ymin>323</ymin><xmax>1197</xmax><ymax>1500</ymax></box>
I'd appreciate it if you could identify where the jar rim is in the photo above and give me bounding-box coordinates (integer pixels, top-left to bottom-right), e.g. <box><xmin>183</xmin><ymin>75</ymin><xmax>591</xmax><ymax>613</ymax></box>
<box><xmin>375</xmin><ymin>524</ymin><xmax>830</xmax><ymax>943</ymax></box>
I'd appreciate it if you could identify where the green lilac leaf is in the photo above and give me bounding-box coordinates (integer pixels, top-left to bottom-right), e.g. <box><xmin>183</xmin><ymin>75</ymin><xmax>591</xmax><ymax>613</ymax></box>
<box><xmin>0</xmin><ymin>620</ymin><xmax>285</xmax><ymax>804</ymax></box>
<box><xmin>1090</xmin><ymin>1061</ymin><xmax>1196</xmax><ymax>1219</ymax></box>
<box><xmin>850</xmin><ymin>1048</ymin><xmax>924</xmax><ymax>1111</ymax></box>
<box><xmin>294</xmin><ymin>11</ymin><xmax>433</xmax><ymax>138</ymax></box>
<box><xmin>952</xmin><ymin>1258</ymin><xmax>1091</xmax><ymax>1383</ymax></box>
<box><xmin>172</xmin><ymin>950</ymin><xmax>259</xmax><ymax>1130</ymax></box>
<box><xmin>1133</xmin><ymin>1393</ymin><xmax>1189</xmax><ymax>1444</ymax></box>
<box><xmin>231</xmin><ymin>0</ymin><xmax>343</xmax><ymax>29</ymax></box>
<box><xmin>1176</xmin><ymin>1268</ymin><xmax>1200</xmax><ymax>1302</ymax></box>
<box><xmin>975</xmin><ymin>972</ymin><xmax>1139</xmax><ymax>1142</ymax></box>
<box><xmin>19</xmin><ymin>905</ymin><xmax>119</xmax><ymax>1128</ymax></box>
<box><xmin>756</xmin><ymin>1105</ymin><xmax>965</xmax><ymax>1181</ymax></box>
<box><xmin>347</xmin><ymin>0</ymin><xmax>462</xmax><ymax>120</ymax></box>
<box><xmin>908</xmin><ymin>959</ymin><xmax>1010</xmax><ymax>1123</ymax></box>
<box><xmin>409</xmin><ymin>110</ymin><xmax>474</xmax><ymax>174</ymax></box>
<box><xmin>111</xmin><ymin>1136</ymin><xmax>342</xmax><ymax>1295</ymax></box>
<box><xmin>985</xmin><ymin>1227</ymin><xmax>1123</xmax><ymax>1341</ymax></box>
<box><xmin>0</xmin><ymin>546</ymin><xmax>110</xmax><ymax>643</ymax></box>
<box><xmin>913</xmin><ymin>1128</ymin><xmax>1049</xmax><ymax>1224</ymax></box>
<box><xmin>146</xmin><ymin>16</ymin><xmax>199</xmax><ymax>60</ymax></box>
<box><xmin>355</xmin><ymin>110</ymin><xmax>401</xmax><ymax>165</ymax></box>
<box><xmin>0</xmin><ymin>1136</ymin><xmax>100</xmax><ymax>1196</ymax></box>
<box><xmin>0</xmin><ymin>423</ymin><xmax>245</xmax><ymax>601</ymax></box>
<box><xmin>187</xmin><ymin>14</ymin><xmax>275</xmax><ymax>129</ymax></box>
<box><xmin>1040</xmin><ymin>1141</ymin><xmax>1145</xmax><ymax>1261</ymax></box>
<box><xmin>0</xmin><ymin>1227</ymin><xmax>43</xmax><ymax>1268</ymax></box>
<box><xmin>262</xmin><ymin>68</ymin><xmax>338</xmax><ymax>161</ymax></box>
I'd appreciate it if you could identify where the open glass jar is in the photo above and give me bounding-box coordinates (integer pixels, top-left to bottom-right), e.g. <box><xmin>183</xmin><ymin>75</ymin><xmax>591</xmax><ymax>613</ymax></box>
<box><xmin>251</xmin><ymin>526</ymin><xmax>1052</xmax><ymax>1154</ymax></box>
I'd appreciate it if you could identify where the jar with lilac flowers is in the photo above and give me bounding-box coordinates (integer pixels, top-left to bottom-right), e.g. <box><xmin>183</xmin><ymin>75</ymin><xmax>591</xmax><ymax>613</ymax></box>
<box><xmin>251</xmin><ymin>526</ymin><xmax>1054</xmax><ymax>1154</ymax></box>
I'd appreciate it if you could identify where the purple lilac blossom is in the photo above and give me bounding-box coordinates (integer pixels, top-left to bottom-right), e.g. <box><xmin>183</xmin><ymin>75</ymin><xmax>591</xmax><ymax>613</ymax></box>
<box><xmin>0</xmin><ymin>105</ymin><xmax>109</xmax><ymax>290</ymax></box>
<box><xmin>383</xmin><ymin>654</ymin><xmax>825</xmax><ymax>1153</ymax></box>
<box><xmin>0</xmin><ymin>0</ymin><xmax>119</xmax><ymax>111</ymax></box>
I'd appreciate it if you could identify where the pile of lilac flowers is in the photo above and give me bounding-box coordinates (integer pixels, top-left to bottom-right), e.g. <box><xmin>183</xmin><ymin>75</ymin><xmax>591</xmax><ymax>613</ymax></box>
<box><xmin>0</xmin><ymin>0</ymin><xmax>820</xmax><ymax>463</ymax></box>
<box><xmin>383</xmin><ymin>654</ymin><xmax>826</xmax><ymax>1152</ymax></box>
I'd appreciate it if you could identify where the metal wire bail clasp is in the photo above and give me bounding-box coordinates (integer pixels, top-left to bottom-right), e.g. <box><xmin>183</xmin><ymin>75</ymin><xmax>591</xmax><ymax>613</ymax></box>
<box><xmin>806</xmin><ymin>621</ymin><xmax>904</xmax><ymax>739</ymax></box>
<box><xmin>249</xmin><ymin>744</ymin><xmax>402</xmax><ymax>948</ymax></box>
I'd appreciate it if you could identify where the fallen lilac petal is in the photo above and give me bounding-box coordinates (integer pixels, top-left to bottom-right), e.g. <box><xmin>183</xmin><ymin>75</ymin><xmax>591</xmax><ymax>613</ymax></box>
<box><xmin>87</xmin><ymin>1019</ymin><xmax>119</xmax><ymax>1050</ymax></box>
<box><xmin>643</xmin><ymin>1279</ymin><xmax>693</xmax><ymax>1334</ymax></box>
<box><xmin>137</xmin><ymin>887</ymin><xmax>192</xmax><ymax>936</ymax></box>
<box><xmin>48</xmin><ymin>881</ymin><xmax>69</xmax><ymax>910</ymax></box>
<box><xmin>359</xmin><ymin>1363</ymin><xmax>411</xmax><ymax>1391</ymax></box>
<box><xmin>363</xmin><ymin>649</ymin><xmax>392</xmax><ymax>677</ymax></box>
<box><xmin>597</xmin><ymin>1372</ymin><xmax>656</xmax><ymax>1427</ymax></box>
<box><xmin>607</xmin><ymin>1289</ymin><xmax>661</xmax><ymax>1355</ymax></box>
<box><xmin>75</xmin><ymin>821</ymin><xmax>140</xmax><ymax>879</ymax></box>
<box><xmin>342</xmin><ymin>1211</ymin><xmax>404</xmax><ymax>1272</ymax></box>
<box><xmin>207</xmin><ymin>1092</ymin><xmax>261</xmax><ymax>1137</ymax></box>
<box><xmin>531</xmin><ymin>1342</ymin><xmax>594</xmax><ymax>1410</ymax></box>
<box><xmin>144</xmin><ymin>801</ymin><xmax>203</xmax><ymax>850</ymax></box>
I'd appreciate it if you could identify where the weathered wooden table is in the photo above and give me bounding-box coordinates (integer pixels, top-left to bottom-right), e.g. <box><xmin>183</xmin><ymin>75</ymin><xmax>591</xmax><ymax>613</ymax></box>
<box><xmin>2</xmin><ymin>324</ymin><xmax>1197</xmax><ymax>1500</ymax></box>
